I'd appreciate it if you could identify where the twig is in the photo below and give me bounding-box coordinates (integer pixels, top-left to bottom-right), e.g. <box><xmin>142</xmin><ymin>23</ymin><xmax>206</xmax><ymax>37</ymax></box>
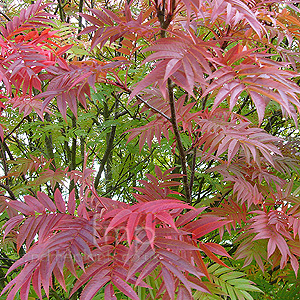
<box><xmin>0</xmin><ymin>11</ymin><xmax>11</xmax><ymax>21</ymax></box>
<box><xmin>0</xmin><ymin>182</ymin><xmax>16</xmax><ymax>199</ymax></box>
<box><xmin>4</xmin><ymin>118</ymin><xmax>25</xmax><ymax>141</ymax></box>
<box><xmin>78</xmin><ymin>0</ymin><xmax>84</xmax><ymax>34</ymax></box>
<box><xmin>0</xmin><ymin>265</ymin><xmax>9</xmax><ymax>269</ymax></box>
<box><xmin>136</xmin><ymin>95</ymin><xmax>171</xmax><ymax>121</ymax></box>
<box><xmin>189</xmin><ymin>147</ymin><xmax>197</xmax><ymax>193</ymax></box>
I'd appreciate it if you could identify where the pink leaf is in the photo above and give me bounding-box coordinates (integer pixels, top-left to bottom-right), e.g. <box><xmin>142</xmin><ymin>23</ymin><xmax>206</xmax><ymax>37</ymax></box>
<box><xmin>193</xmin><ymin>220</ymin><xmax>232</xmax><ymax>239</ymax></box>
<box><xmin>161</xmin><ymin>267</ymin><xmax>175</xmax><ymax>300</ymax></box>
<box><xmin>155</xmin><ymin>211</ymin><xmax>178</xmax><ymax>231</ymax></box>
<box><xmin>175</xmin><ymin>207</ymin><xmax>207</xmax><ymax>227</ymax></box>
<box><xmin>68</xmin><ymin>189</ymin><xmax>76</xmax><ymax>215</ymax></box>
<box><xmin>205</xmin><ymin>243</ymin><xmax>231</xmax><ymax>258</ymax></box>
<box><xmin>111</xmin><ymin>275</ymin><xmax>139</xmax><ymax>300</ymax></box>
<box><xmin>3</xmin><ymin>215</ymin><xmax>24</xmax><ymax>239</ymax></box>
<box><xmin>135</xmin><ymin>260</ymin><xmax>160</xmax><ymax>286</ymax></box>
<box><xmin>126</xmin><ymin>212</ymin><xmax>140</xmax><ymax>245</ymax></box>
<box><xmin>105</xmin><ymin>209</ymin><xmax>132</xmax><ymax>235</ymax></box>
<box><xmin>54</xmin><ymin>189</ymin><xmax>66</xmax><ymax>213</ymax></box>
<box><xmin>37</xmin><ymin>191</ymin><xmax>56</xmax><ymax>212</ymax></box>
<box><xmin>23</xmin><ymin>195</ymin><xmax>44</xmax><ymax>213</ymax></box>
<box><xmin>105</xmin><ymin>284</ymin><xmax>117</xmax><ymax>300</ymax></box>
<box><xmin>145</xmin><ymin>213</ymin><xmax>155</xmax><ymax>246</ymax></box>
<box><xmin>80</xmin><ymin>274</ymin><xmax>110</xmax><ymax>300</ymax></box>
<box><xmin>155</xmin><ymin>237</ymin><xmax>199</xmax><ymax>251</ymax></box>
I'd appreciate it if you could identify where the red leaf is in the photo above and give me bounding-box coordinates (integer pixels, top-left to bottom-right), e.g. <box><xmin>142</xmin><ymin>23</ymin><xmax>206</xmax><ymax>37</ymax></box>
<box><xmin>68</xmin><ymin>189</ymin><xmax>76</xmax><ymax>215</ymax></box>
<box><xmin>155</xmin><ymin>211</ymin><xmax>178</xmax><ymax>231</ymax></box>
<box><xmin>20</xmin><ymin>277</ymin><xmax>31</xmax><ymax>300</ymax></box>
<box><xmin>17</xmin><ymin>217</ymin><xmax>35</xmax><ymax>251</ymax></box>
<box><xmin>145</xmin><ymin>213</ymin><xmax>155</xmax><ymax>246</ymax></box>
<box><xmin>175</xmin><ymin>207</ymin><xmax>207</xmax><ymax>227</ymax></box>
<box><xmin>105</xmin><ymin>209</ymin><xmax>132</xmax><ymax>235</ymax></box>
<box><xmin>32</xmin><ymin>268</ymin><xmax>42</xmax><ymax>299</ymax></box>
<box><xmin>155</xmin><ymin>237</ymin><xmax>199</xmax><ymax>251</ymax></box>
<box><xmin>111</xmin><ymin>275</ymin><xmax>139</xmax><ymax>300</ymax></box>
<box><xmin>198</xmin><ymin>243</ymin><xmax>229</xmax><ymax>268</ymax></box>
<box><xmin>56</xmin><ymin>44</ymin><xmax>73</xmax><ymax>56</ymax></box>
<box><xmin>105</xmin><ymin>284</ymin><xmax>117</xmax><ymax>300</ymax></box>
<box><xmin>138</xmin><ymin>199</ymin><xmax>192</xmax><ymax>213</ymax></box>
<box><xmin>70</xmin><ymin>260</ymin><xmax>110</xmax><ymax>295</ymax></box>
<box><xmin>37</xmin><ymin>191</ymin><xmax>56</xmax><ymax>212</ymax></box>
<box><xmin>126</xmin><ymin>211</ymin><xmax>140</xmax><ymax>245</ymax></box>
<box><xmin>79</xmin><ymin>274</ymin><xmax>110</xmax><ymax>300</ymax></box>
<box><xmin>157</xmin><ymin>249</ymin><xmax>202</xmax><ymax>277</ymax></box>
<box><xmin>160</xmin><ymin>260</ymin><xmax>192</xmax><ymax>296</ymax></box>
<box><xmin>126</xmin><ymin>247</ymin><xmax>155</xmax><ymax>281</ymax></box>
<box><xmin>54</xmin><ymin>189</ymin><xmax>66</xmax><ymax>213</ymax></box>
<box><xmin>8</xmin><ymin>200</ymin><xmax>35</xmax><ymax>215</ymax></box>
<box><xmin>3</xmin><ymin>215</ymin><xmax>24</xmax><ymax>239</ymax></box>
<box><xmin>193</xmin><ymin>220</ymin><xmax>232</xmax><ymax>239</ymax></box>
<box><xmin>177</xmin><ymin>285</ymin><xmax>193</xmax><ymax>300</ymax></box>
<box><xmin>161</xmin><ymin>267</ymin><xmax>175</xmax><ymax>300</ymax></box>
<box><xmin>135</xmin><ymin>260</ymin><xmax>160</xmax><ymax>286</ymax></box>
<box><xmin>205</xmin><ymin>243</ymin><xmax>232</xmax><ymax>258</ymax></box>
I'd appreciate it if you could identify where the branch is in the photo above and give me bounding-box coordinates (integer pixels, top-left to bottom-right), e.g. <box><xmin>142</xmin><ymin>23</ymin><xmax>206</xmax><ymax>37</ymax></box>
<box><xmin>0</xmin><ymin>141</ymin><xmax>8</xmax><ymax>177</ymax></box>
<box><xmin>0</xmin><ymin>11</ymin><xmax>11</xmax><ymax>21</ymax></box>
<box><xmin>136</xmin><ymin>95</ymin><xmax>171</xmax><ymax>121</ymax></box>
<box><xmin>57</xmin><ymin>0</ymin><xmax>65</xmax><ymax>21</ymax></box>
<box><xmin>78</xmin><ymin>0</ymin><xmax>84</xmax><ymax>36</ymax></box>
<box><xmin>168</xmin><ymin>79</ymin><xmax>191</xmax><ymax>203</ymax></box>
<box><xmin>70</xmin><ymin>115</ymin><xmax>77</xmax><ymax>171</ymax></box>
<box><xmin>115</xmin><ymin>88</ymin><xmax>171</xmax><ymax>121</ymax></box>
<box><xmin>155</xmin><ymin>1</ymin><xmax>191</xmax><ymax>202</ymax></box>
<box><xmin>2</xmin><ymin>141</ymin><xmax>14</xmax><ymax>160</ymax></box>
<box><xmin>237</xmin><ymin>95</ymin><xmax>250</xmax><ymax>114</ymax></box>
<box><xmin>4</xmin><ymin>118</ymin><xmax>25</xmax><ymax>141</ymax></box>
<box><xmin>44</xmin><ymin>113</ymin><xmax>57</xmax><ymax>169</ymax></box>
<box><xmin>94</xmin><ymin>98</ymin><xmax>118</xmax><ymax>189</ymax></box>
<box><xmin>0</xmin><ymin>182</ymin><xmax>16</xmax><ymax>200</ymax></box>
<box><xmin>189</xmin><ymin>147</ymin><xmax>197</xmax><ymax>193</ymax></box>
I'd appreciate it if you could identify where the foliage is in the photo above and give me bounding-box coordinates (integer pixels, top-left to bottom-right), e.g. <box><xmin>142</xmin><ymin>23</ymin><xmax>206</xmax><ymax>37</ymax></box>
<box><xmin>1</xmin><ymin>0</ymin><xmax>300</xmax><ymax>299</ymax></box>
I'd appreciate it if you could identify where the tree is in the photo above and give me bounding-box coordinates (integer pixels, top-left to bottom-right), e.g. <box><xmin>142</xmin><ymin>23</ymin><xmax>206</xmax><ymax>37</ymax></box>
<box><xmin>1</xmin><ymin>0</ymin><xmax>300</xmax><ymax>299</ymax></box>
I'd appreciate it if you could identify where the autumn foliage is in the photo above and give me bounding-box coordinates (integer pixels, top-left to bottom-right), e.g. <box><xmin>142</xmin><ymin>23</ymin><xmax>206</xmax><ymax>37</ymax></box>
<box><xmin>1</xmin><ymin>0</ymin><xmax>300</xmax><ymax>299</ymax></box>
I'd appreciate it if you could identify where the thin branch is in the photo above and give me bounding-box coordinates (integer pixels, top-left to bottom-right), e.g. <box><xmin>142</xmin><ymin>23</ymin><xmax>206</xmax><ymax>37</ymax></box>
<box><xmin>44</xmin><ymin>113</ymin><xmax>57</xmax><ymax>169</ymax></box>
<box><xmin>168</xmin><ymin>79</ymin><xmax>191</xmax><ymax>203</ymax></box>
<box><xmin>189</xmin><ymin>147</ymin><xmax>197</xmax><ymax>193</ymax></box>
<box><xmin>3</xmin><ymin>141</ymin><xmax>14</xmax><ymax>160</ymax></box>
<box><xmin>111</xmin><ymin>93</ymin><xmax>135</xmax><ymax>119</ymax></box>
<box><xmin>78</xmin><ymin>0</ymin><xmax>84</xmax><ymax>34</ymax></box>
<box><xmin>57</xmin><ymin>0</ymin><xmax>65</xmax><ymax>21</ymax></box>
<box><xmin>113</xmin><ymin>149</ymin><xmax>155</xmax><ymax>189</ymax></box>
<box><xmin>0</xmin><ymin>11</ymin><xmax>11</xmax><ymax>21</ymax></box>
<box><xmin>70</xmin><ymin>115</ymin><xmax>77</xmax><ymax>171</ymax></box>
<box><xmin>4</xmin><ymin>118</ymin><xmax>25</xmax><ymax>141</ymax></box>
<box><xmin>136</xmin><ymin>95</ymin><xmax>171</xmax><ymax>121</ymax></box>
<box><xmin>237</xmin><ymin>95</ymin><xmax>250</xmax><ymax>114</ymax></box>
<box><xmin>243</xmin><ymin>108</ymin><xmax>256</xmax><ymax>117</ymax></box>
<box><xmin>0</xmin><ymin>265</ymin><xmax>9</xmax><ymax>269</ymax></box>
<box><xmin>94</xmin><ymin>98</ymin><xmax>118</xmax><ymax>189</ymax></box>
<box><xmin>0</xmin><ymin>182</ymin><xmax>16</xmax><ymax>199</ymax></box>
<box><xmin>0</xmin><ymin>141</ymin><xmax>8</xmax><ymax>177</ymax></box>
